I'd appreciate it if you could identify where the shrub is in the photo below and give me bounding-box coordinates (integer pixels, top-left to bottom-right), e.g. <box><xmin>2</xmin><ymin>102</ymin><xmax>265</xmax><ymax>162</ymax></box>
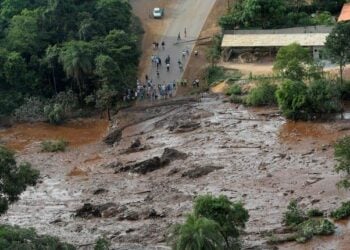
<box><xmin>307</xmin><ymin>209</ymin><xmax>324</xmax><ymax>217</ymax></box>
<box><xmin>41</xmin><ymin>139</ymin><xmax>68</xmax><ymax>152</ymax></box>
<box><xmin>52</xmin><ymin>90</ymin><xmax>78</xmax><ymax>116</ymax></box>
<box><xmin>330</xmin><ymin>201</ymin><xmax>350</xmax><ymax>220</ymax></box>
<box><xmin>295</xmin><ymin>219</ymin><xmax>335</xmax><ymax>243</ymax></box>
<box><xmin>94</xmin><ymin>237</ymin><xmax>110</xmax><ymax>250</ymax></box>
<box><xmin>193</xmin><ymin>194</ymin><xmax>249</xmax><ymax>243</ymax></box>
<box><xmin>205</xmin><ymin>66</ymin><xmax>225</xmax><ymax>85</ymax></box>
<box><xmin>0</xmin><ymin>146</ymin><xmax>39</xmax><ymax>214</ymax></box>
<box><xmin>0</xmin><ymin>224</ymin><xmax>75</xmax><ymax>249</ymax></box>
<box><xmin>283</xmin><ymin>200</ymin><xmax>307</xmax><ymax>227</ymax></box>
<box><xmin>230</xmin><ymin>95</ymin><xmax>244</xmax><ymax>104</ymax></box>
<box><xmin>226</xmin><ymin>84</ymin><xmax>242</xmax><ymax>96</ymax></box>
<box><xmin>245</xmin><ymin>81</ymin><xmax>277</xmax><ymax>106</ymax></box>
<box><xmin>276</xmin><ymin>80</ymin><xmax>308</xmax><ymax>120</ymax></box>
<box><xmin>168</xmin><ymin>214</ymin><xmax>225</xmax><ymax>250</ymax></box>
<box><xmin>14</xmin><ymin>96</ymin><xmax>46</xmax><ymax>122</ymax></box>
<box><xmin>44</xmin><ymin>103</ymin><xmax>64</xmax><ymax>124</ymax></box>
<box><xmin>306</xmin><ymin>79</ymin><xmax>341</xmax><ymax>117</ymax></box>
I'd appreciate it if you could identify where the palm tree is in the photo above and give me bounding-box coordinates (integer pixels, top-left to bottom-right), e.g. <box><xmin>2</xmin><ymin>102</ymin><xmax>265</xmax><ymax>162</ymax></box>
<box><xmin>59</xmin><ymin>40</ymin><xmax>93</xmax><ymax>99</ymax></box>
<box><xmin>169</xmin><ymin>214</ymin><xmax>225</xmax><ymax>250</ymax></box>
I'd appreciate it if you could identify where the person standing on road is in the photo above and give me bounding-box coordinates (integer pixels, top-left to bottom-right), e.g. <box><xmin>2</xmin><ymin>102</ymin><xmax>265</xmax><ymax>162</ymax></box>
<box><xmin>177</xmin><ymin>32</ymin><xmax>181</xmax><ymax>41</ymax></box>
<box><xmin>184</xmin><ymin>27</ymin><xmax>187</xmax><ymax>38</ymax></box>
<box><xmin>161</xmin><ymin>41</ymin><xmax>165</xmax><ymax>50</ymax></box>
<box><xmin>166</xmin><ymin>63</ymin><xmax>170</xmax><ymax>72</ymax></box>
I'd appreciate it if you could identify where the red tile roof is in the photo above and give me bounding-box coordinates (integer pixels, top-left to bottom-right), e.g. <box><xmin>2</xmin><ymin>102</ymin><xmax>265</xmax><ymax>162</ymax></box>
<box><xmin>338</xmin><ymin>3</ymin><xmax>350</xmax><ymax>22</ymax></box>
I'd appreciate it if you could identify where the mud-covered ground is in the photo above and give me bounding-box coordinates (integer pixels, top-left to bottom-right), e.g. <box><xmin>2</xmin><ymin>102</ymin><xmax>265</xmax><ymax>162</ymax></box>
<box><xmin>1</xmin><ymin>94</ymin><xmax>350</xmax><ymax>249</ymax></box>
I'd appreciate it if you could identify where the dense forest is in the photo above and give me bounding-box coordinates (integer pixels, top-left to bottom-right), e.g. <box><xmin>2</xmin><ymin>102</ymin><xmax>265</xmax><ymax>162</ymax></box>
<box><xmin>0</xmin><ymin>0</ymin><xmax>141</xmax><ymax>120</ymax></box>
<box><xmin>220</xmin><ymin>0</ymin><xmax>347</xmax><ymax>29</ymax></box>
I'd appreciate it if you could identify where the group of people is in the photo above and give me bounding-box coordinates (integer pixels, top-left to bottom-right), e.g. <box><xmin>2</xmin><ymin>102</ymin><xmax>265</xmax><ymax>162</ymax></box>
<box><xmin>126</xmin><ymin>27</ymin><xmax>200</xmax><ymax>103</ymax></box>
<box><xmin>123</xmin><ymin>78</ymin><xmax>177</xmax><ymax>101</ymax></box>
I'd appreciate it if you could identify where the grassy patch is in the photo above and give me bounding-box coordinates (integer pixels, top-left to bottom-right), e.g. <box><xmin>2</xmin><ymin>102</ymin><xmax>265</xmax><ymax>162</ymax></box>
<box><xmin>226</xmin><ymin>84</ymin><xmax>242</xmax><ymax>96</ymax></box>
<box><xmin>205</xmin><ymin>66</ymin><xmax>241</xmax><ymax>86</ymax></box>
<box><xmin>307</xmin><ymin>208</ymin><xmax>324</xmax><ymax>218</ymax></box>
<box><xmin>331</xmin><ymin>201</ymin><xmax>350</xmax><ymax>220</ymax></box>
<box><xmin>283</xmin><ymin>200</ymin><xmax>307</xmax><ymax>227</ymax></box>
<box><xmin>295</xmin><ymin>219</ymin><xmax>335</xmax><ymax>243</ymax></box>
<box><xmin>41</xmin><ymin>139</ymin><xmax>68</xmax><ymax>152</ymax></box>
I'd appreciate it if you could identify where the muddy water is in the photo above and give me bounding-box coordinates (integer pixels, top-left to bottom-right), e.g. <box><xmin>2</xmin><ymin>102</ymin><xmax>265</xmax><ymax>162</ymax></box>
<box><xmin>0</xmin><ymin>118</ymin><xmax>109</xmax><ymax>151</ymax></box>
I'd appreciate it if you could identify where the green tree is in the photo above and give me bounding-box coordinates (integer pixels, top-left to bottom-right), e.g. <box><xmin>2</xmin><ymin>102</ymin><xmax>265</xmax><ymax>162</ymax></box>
<box><xmin>95</xmin><ymin>0</ymin><xmax>132</xmax><ymax>33</ymax></box>
<box><xmin>325</xmin><ymin>22</ymin><xmax>350</xmax><ymax>84</ymax></box>
<box><xmin>6</xmin><ymin>9</ymin><xmax>42</xmax><ymax>55</ymax></box>
<box><xmin>276</xmin><ymin>80</ymin><xmax>308</xmax><ymax>120</ymax></box>
<box><xmin>220</xmin><ymin>0</ymin><xmax>287</xmax><ymax>29</ymax></box>
<box><xmin>169</xmin><ymin>214</ymin><xmax>225</xmax><ymax>250</ymax></box>
<box><xmin>95</xmin><ymin>84</ymin><xmax>117</xmax><ymax>121</ymax></box>
<box><xmin>3</xmin><ymin>52</ymin><xmax>27</xmax><ymax>90</ymax></box>
<box><xmin>274</xmin><ymin>43</ymin><xmax>312</xmax><ymax>81</ymax></box>
<box><xmin>193</xmin><ymin>195</ymin><xmax>249</xmax><ymax>248</ymax></box>
<box><xmin>59</xmin><ymin>40</ymin><xmax>94</xmax><ymax>99</ymax></box>
<box><xmin>306</xmin><ymin>79</ymin><xmax>341</xmax><ymax>116</ymax></box>
<box><xmin>334</xmin><ymin>136</ymin><xmax>350</xmax><ymax>189</ymax></box>
<box><xmin>0</xmin><ymin>146</ymin><xmax>39</xmax><ymax>214</ymax></box>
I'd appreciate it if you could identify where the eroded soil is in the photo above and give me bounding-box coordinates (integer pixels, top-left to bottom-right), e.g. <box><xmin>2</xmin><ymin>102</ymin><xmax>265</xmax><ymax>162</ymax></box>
<box><xmin>1</xmin><ymin>95</ymin><xmax>350</xmax><ymax>249</ymax></box>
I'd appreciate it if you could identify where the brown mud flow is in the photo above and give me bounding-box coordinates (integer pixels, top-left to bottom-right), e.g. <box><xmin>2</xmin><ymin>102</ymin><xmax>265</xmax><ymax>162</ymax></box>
<box><xmin>0</xmin><ymin>118</ymin><xmax>109</xmax><ymax>151</ymax></box>
<box><xmin>1</xmin><ymin>94</ymin><xmax>350</xmax><ymax>249</ymax></box>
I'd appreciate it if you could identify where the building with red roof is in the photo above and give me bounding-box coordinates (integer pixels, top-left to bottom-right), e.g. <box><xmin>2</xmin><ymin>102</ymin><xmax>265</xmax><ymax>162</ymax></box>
<box><xmin>338</xmin><ymin>3</ymin><xmax>350</xmax><ymax>22</ymax></box>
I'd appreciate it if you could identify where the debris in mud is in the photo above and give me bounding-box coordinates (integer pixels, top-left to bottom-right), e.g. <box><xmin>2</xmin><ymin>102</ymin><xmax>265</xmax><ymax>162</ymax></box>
<box><xmin>169</xmin><ymin>120</ymin><xmax>201</xmax><ymax>133</ymax></box>
<box><xmin>182</xmin><ymin>165</ymin><xmax>224</xmax><ymax>178</ymax></box>
<box><xmin>119</xmin><ymin>157</ymin><xmax>162</xmax><ymax>174</ymax></box>
<box><xmin>160</xmin><ymin>147</ymin><xmax>188</xmax><ymax>165</ymax></box>
<box><xmin>67</xmin><ymin>166</ymin><xmax>88</xmax><ymax>177</ymax></box>
<box><xmin>75</xmin><ymin>203</ymin><xmax>120</xmax><ymax>218</ymax></box>
<box><xmin>117</xmin><ymin>148</ymin><xmax>188</xmax><ymax>174</ymax></box>
<box><xmin>122</xmin><ymin>138</ymin><xmax>151</xmax><ymax>154</ymax></box>
<box><xmin>130</xmin><ymin>138</ymin><xmax>141</xmax><ymax>148</ymax></box>
<box><xmin>93</xmin><ymin>188</ymin><xmax>108</xmax><ymax>195</ymax></box>
<box><xmin>103</xmin><ymin>161</ymin><xmax>123</xmax><ymax>169</ymax></box>
<box><xmin>103</xmin><ymin>128</ymin><xmax>122</xmax><ymax>145</ymax></box>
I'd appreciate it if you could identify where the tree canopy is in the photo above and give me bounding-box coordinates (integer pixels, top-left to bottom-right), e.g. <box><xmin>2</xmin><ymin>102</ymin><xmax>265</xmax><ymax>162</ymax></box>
<box><xmin>325</xmin><ymin>22</ymin><xmax>350</xmax><ymax>84</ymax></box>
<box><xmin>219</xmin><ymin>0</ymin><xmax>340</xmax><ymax>29</ymax></box>
<box><xmin>0</xmin><ymin>0</ymin><xmax>141</xmax><ymax>117</ymax></box>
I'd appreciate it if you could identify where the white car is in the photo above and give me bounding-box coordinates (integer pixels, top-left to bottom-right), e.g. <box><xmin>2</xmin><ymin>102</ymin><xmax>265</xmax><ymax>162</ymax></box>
<box><xmin>153</xmin><ymin>7</ymin><xmax>164</xmax><ymax>19</ymax></box>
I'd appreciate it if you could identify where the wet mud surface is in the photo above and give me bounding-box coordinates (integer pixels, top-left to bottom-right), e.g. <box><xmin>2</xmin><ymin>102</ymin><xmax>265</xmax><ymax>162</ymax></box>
<box><xmin>0</xmin><ymin>118</ymin><xmax>109</xmax><ymax>151</ymax></box>
<box><xmin>1</xmin><ymin>95</ymin><xmax>350</xmax><ymax>249</ymax></box>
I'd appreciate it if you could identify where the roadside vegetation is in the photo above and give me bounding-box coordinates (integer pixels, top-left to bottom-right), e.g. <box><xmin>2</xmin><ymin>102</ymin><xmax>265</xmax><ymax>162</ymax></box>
<box><xmin>219</xmin><ymin>0</ymin><xmax>340</xmax><ymax>30</ymax></box>
<box><xmin>0</xmin><ymin>0</ymin><xmax>142</xmax><ymax>122</ymax></box>
<box><xmin>167</xmin><ymin>194</ymin><xmax>249</xmax><ymax>250</ymax></box>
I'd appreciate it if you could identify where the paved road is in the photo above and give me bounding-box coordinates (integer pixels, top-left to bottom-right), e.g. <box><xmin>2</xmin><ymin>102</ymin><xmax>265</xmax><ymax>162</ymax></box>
<box><xmin>145</xmin><ymin>0</ymin><xmax>216</xmax><ymax>88</ymax></box>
